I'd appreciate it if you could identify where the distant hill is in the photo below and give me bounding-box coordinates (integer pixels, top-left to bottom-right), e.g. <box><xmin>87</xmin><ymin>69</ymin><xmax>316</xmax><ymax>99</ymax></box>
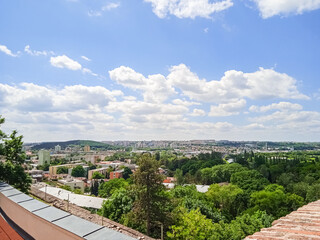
<box><xmin>30</xmin><ymin>140</ymin><xmax>121</xmax><ymax>150</ymax></box>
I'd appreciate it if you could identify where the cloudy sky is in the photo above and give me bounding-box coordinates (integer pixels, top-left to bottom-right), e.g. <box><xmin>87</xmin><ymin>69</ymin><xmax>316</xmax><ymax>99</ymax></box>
<box><xmin>1</xmin><ymin>0</ymin><xmax>320</xmax><ymax>142</ymax></box>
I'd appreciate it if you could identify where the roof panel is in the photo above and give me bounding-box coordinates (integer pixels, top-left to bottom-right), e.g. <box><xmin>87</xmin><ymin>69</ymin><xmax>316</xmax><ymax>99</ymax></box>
<box><xmin>33</xmin><ymin>206</ymin><xmax>70</xmax><ymax>222</ymax></box>
<box><xmin>19</xmin><ymin>199</ymin><xmax>50</xmax><ymax>212</ymax></box>
<box><xmin>0</xmin><ymin>185</ymin><xmax>13</xmax><ymax>192</ymax></box>
<box><xmin>9</xmin><ymin>193</ymin><xmax>33</xmax><ymax>203</ymax></box>
<box><xmin>1</xmin><ymin>189</ymin><xmax>22</xmax><ymax>197</ymax></box>
<box><xmin>85</xmin><ymin>227</ymin><xmax>137</xmax><ymax>240</ymax></box>
<box><xmin>53</xmin><ymin>215</ymin><xmax>102</xmax><ymax>237</ymax></box>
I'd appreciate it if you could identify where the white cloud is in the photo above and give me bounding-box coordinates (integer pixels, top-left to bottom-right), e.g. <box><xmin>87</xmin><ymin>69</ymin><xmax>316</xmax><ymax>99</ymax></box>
<box><xmin>109</xmin><ymin>66</ymin><xmax>176</xmax><ymax>103</ymax></box>
<box><xmin>81</xmin><ymin>55</ymin><xmax>91</xmax><ymax>61</ymax></box>
<box><xmin>249</xmin><ymin>102</ymin><xmax>303</xmax><ymax>112</ymax></box>
<box><xmin>190</xmin><ymin>108</ymin><xmax>206</xmax><ymax>116</ymax></box>
<box><xmin>244</xmin><ymin>123</ymin><xmax>265</xmax><ymax>130</ymax></box>
<box><xmin>252</xmin><ymin>0</ymin><xmax>320</xmax><ymax>18</ymax></box>
<box><xmin>88</xmin><ymin>2</ymin><xmax>120</xmax><ymax>17</ymax></box>
<box><xmin>251</xmin><ymin>110</ymin><xmax>320</xmax><ymax>124</ymax></box>
<box><xmin>0</xmin><ymin>44</ymin><xmax>19</xmax><ymax>57</ymax></box>
<box><xmin>82</xmin><ymin>68</ymin><xmax>98</xmax><ymax>77</ymax></box>
<box><xmin>172</xmin><ymin>99</ymin><xmax>200</xmax><ymax>106</ymax></box>
<box><xmin>24</xmin><ymin>45</ymin><xmax>54</xmax><ymax>56</ymax></box>
<box><xmin>50</xmin><ymin>55</ymin><xmax>82</xmax><ymax>71</ymax></box>
<box><xmin>144</xmin><ymin>0</ymin><xmax>233</xmax><ymax>19</ymax></box>
<box><xmin>209</xmin><ymin>99</ymin><xmax>246</xmax><ymax>116</ymax></box>
<box><xmin>0</xmin><ymin>83</ymin><xmax>122</xmax><ymax>112</ymax></box>
<box><xmin>167</xmin><ymin>64</ymin><xmax>308</xmax><ymax>102</ymax></box>
<box><xmin>102</xmin><ymin>2</ymin><xmax>120</xmax><ymax>11</ymax></box>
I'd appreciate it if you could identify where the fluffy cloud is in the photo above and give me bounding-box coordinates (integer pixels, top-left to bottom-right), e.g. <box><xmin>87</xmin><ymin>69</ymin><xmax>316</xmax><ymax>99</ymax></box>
<box><xmin>167</xmin><ymin>64</ymin><xmax>308</xmax><ymax>102</ymax></box>
<box><xmin>0</xmin><ymin>83</ymin><xmax>122</xmax><ymax>112</ymax></box>
<box><xmin>209</xmin><ymin>99</ymin><xmax>246</xmax><ymax>116</ymax></box>
<box><xmin>190</xmin><ymin>108</ymin><xmax>206</xmax><ymax>116</ymax></box>
<box><xmin>144</xmin><ymin>0</ymin><xmax>233</xmax><ymax>19</ymax></box>
<box><xmin>251</xmin><ymin>110</ymin><xmax>320</xmax><ymax>124</ymax></box>
<box><xmin>24</xmin><ymin>45</ymin><xmax>54</xmax><ymax>56</ymax></box>
<box><xmin>50</xmin><ymin>55</ymin><xmax>82</xmax><ymax>71</ymax></box>
<box><xmin>252</xmin><ymin>0</ymin><xmax>320</xmax><ymax>18</ymax></box>
<box><xmin>0</xmin><ymin>44</ymin><xmax>19</xmax><ymax>57</ymax></box>
<box><xmin>249</xmin><ymin>102</ymin><xmax>303</xmax><ymax>112</ymax></box>
<box><xmin>109</xmin><ymin>66</ymin><xmax>176</xmax><ymax>103</ymax></box>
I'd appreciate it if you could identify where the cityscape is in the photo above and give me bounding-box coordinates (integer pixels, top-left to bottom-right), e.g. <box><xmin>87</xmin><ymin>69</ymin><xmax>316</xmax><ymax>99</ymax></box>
<box><xmin>1</xmin><ymin>0</ymin><xmax>320</xmax><ymax>239</ymax></box>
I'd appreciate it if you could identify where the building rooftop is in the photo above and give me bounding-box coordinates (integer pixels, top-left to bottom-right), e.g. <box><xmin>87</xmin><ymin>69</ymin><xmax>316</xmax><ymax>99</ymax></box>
<box><xmin>245</xmin><ymin>200</ymin><xmax>320</xmax><ymax>239</ymax></box>
<box><xmin>39</xmin><ymin>186</ymin><xmax>105</xmax><ymax>209</ymax></box>
<box><xmin>0</xmin><ymin>182</ymin><xmax>136</xmax><ymax>240</ymax></box>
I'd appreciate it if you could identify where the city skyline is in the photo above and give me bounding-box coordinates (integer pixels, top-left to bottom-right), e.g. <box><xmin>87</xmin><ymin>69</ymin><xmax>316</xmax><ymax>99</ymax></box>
<box><xmin>1</xmin><ymin>0</ymin><xmax>320</xmax><ymax>142</ymax></box>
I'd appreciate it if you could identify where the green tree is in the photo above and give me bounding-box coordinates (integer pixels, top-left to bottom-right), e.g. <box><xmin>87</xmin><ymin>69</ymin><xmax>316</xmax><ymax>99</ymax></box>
<box><xmin>92</xmin><ymin>171</ymin><xmax>104</xmax><ymax>179</ymax></box>
<box><xmin>129</xmin><ymin>153</ymin><xmax>171</xmax><ymax>237</ymax></box>
<box><xmin>71</xmin><ymin>165</ymin><xmax>86</xmax><ymax>177</ymax></box>
<box><xmin>122</xmin><ymin>167</ymin><xmax>133</xmax><ymax>180</ymax></box>
<box><xmin>200</xmin><ymin>163</ymin><xmax>247</xmax><ymax>184</ymax></box>
<box><xmin>101</xmin><ymin>187</ymin><xmax>135</xmax><ymax>223</ymax></box>
<box><xmin>57</xmin><ymin>166</ymin><xmax>69</xmax><ymax>174</ymax></box>
<box><xmin>99</xmin><ymin>178</ymin><xmax>129</xmax><ymax>198</ymax></box>
<box><xmin>231</xmin><ymin>170</ymin><xmax>269</xmax><ymax>194</ymax></box>
<box><xmin>210</xmin><ymin>211</ymin><xmax>273</xmax><ymax>240</ymax></box>
<box><xmin>306</xmin><ymin>184</ymin><xmax>320</xmax><ymax>202</ymax></box>
<box><xmin>174</xmin><ymin>169</ymin><xmax>184</xmax><ymax>186</ymax></box>
<box><xmin>206</xmin><ymin>184</ymin><xmax>245</xmax><ymax>218</ymax></box>
<box><xmin>0</xmin><ymin>116</ymin><xmax>31</xmax><ymax>193</ymax></box>
<box><xmin>249</xmin><ymin>184</ymin><xmax>304</xmax><ymax>218</ymax></box>
<box><xmin>167</xmin><ymin>208</ymin><xmax>215</xmax><ymax>240</ymax></box>
<box><xmin>91</xmin><ymin>180</ymin><xmax>99</xmax><ymax>196</ymax></box>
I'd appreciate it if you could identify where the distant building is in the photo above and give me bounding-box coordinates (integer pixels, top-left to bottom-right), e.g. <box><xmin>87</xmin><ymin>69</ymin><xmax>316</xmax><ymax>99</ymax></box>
<box><xmin>84</xmin><ymin>145</ymin><xmax>90</xmax><ymax>152</ymax></box>
<box><xmin>38</xmin><ymin>150</ymin><xmax>50</xmax><ymax>166</ymax></box>
<box><xmin>49</xmin><ymin>163</ymin><xmax>83</xmax><ymax>175</ymax></box>
<box><xmin>58</xmin><ymin>176</ymin><xmax>84</xmax><ymax>192</ymax></box>
<box><xmin>110</xmin><ymin>169</ymin><xmax>124</xmax><ymax>179</ymax></box>
<box><xmin>54</xmin><ymin>145</ymin><xmax>61</xmax><ymax>152</ymax></box>
<box><xmin>88</xmin><ymin>167</ymin><xmax>108</xmax><ymax>180</ymax></box>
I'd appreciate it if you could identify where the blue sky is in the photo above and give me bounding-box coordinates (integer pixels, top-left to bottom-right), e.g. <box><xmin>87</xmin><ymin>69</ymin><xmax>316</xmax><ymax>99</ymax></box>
<box><xmin>1</xmin><ymin>0</ymin><xmax>320</xmax><ymax>142</ymax></box>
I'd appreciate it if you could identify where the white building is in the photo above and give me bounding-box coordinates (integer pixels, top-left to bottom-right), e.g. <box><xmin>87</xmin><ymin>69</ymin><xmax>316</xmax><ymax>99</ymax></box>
<box><xmin>58</xmin><ymin>176</ymin><xmax>84</xmax><ymax>192</ymax></box>
<box><xmin>38</xmin><ymin>150</ymin><xmax>50</xmax><ymax>166</ymax></box>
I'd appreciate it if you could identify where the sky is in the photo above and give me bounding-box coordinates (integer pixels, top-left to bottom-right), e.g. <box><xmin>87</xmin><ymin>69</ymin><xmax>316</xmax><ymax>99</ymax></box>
<box><xmin>1</xmin><ymin>0</ymin><xmax>320</xmax><ymax>142</ymax></box>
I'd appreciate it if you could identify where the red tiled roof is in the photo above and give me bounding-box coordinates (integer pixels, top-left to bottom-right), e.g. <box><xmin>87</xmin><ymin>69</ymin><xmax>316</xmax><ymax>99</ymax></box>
<box><xmin>0</xmin><ymin>215</ymin><xmax>23</xmax><ymax>240</ymax></box>
<box><xmin>245</xmin><ymin>200</ymin><xmax>320</xmax><ymax>239</ymax></box>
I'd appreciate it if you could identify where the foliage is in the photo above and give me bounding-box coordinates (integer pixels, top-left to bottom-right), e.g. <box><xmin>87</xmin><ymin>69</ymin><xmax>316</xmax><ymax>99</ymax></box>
<box><xmin>306</xmin><ymin>184</ymin><xmax>320</xmax><ymax>203</ymax></box>
<box><xmin>249</xmin><ymin>184</ymin><xmax>304</xmax><ymax>218</ymax></box>
<box><xmin>71</xmin><ymin>165</ymin><xmax>86</xmax><ymax>177</ymax></box>
<box><xmin>92</xmin><ymin>171</ymin><xmax>104</xmax><ymax>179</ymax></box>
<box><xmin>171</xmin><ymin>185</ymin><xmax>223</xmax><ymax>222</ymax></box>
<box><xmin>129</xmin><ymin>153</ymin><xmax>171</xmax><ymax>237</ymax></box>
<box><xmin>99</xmin><ymin>178</ymin><xmax>129</xmax><ymax>198</ymax></box>
<box><xmin>210</xmin><ymin>211</ymin><xmax>273</xmax><ymax>240</ymax></box>
<box><xmin>230</xmin><ymin>170</ymin><xmax>269</xmax><ymax>194</ymax></box>
<box><xmin>206</xmin><ymin>184</ymin><xmax>246</xmax><ymax>218</ymax></box>
<box><xmin>167</xmin><ymin>208</ymin><xmax>215</xmax><ymax>240</ymax></box>
<box><xmin>57</xmin><ymin>166</ymin><xmax>69</xmax><ymax>174</ymax></box>
<box><xmin>174</xmin><ymin>169</ymin><xmax>184</xmax><ymax>185</ymax></box>
<box><xmin>200</xmin><ymin>163</ymin><xmax>247</xmax><ymax>184</ymax></box>
<box><xmin>122</xmin><ymin>167</ymin><xmax>133</xmax><ymax>180</ymax></box>
<box><xmin>101</xmin><ymin>187</ymin><xmax>134</xmax><ymax>222</ymax></box>
<box><xmin>91</xmin><ymin>180</ymin><xmax>99</xmax><ymax>196</ymax></box>
<box><xmin>0</xmin><ymin>116</ymin><xmax>31</xmax><ymax>193</ymax></box>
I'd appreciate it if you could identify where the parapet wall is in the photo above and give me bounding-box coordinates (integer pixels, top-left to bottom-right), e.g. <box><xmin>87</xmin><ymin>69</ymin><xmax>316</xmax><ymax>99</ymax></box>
<box><xmin>245</xmin><ymin>200</ymin><xmax>320</xmax><ymax>239</ymax></box>
<box><xmin>0</xmin><ymin>182</ymin><xmax>136</xmax><ymax>240</ymax></box>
